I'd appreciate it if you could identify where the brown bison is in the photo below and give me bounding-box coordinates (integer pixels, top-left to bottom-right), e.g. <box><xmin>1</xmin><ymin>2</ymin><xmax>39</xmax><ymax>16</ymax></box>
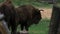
<box><xmin>0</xmin><ymin>0</ymin><xmax>17</xmax><ymax>34</ymax></box>
<box><xmin>15</xmin><ymin>5</ymin><xmax>44</xmax><ymax>32</ymax></box>
<box><xmin>0</xmin><ymin>0</ymin><xmax>43</xmax><ymax>34</ymax></box>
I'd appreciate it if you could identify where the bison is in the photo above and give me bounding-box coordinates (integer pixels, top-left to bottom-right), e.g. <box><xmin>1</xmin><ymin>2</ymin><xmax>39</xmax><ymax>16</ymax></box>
<box><xmin>0</xmin><ymin>0</ymin><xmax>17</xmax><ymax>34</ymax></box>
<box><xmin>0</xmin><ymin>0</ymin><xmax>44</xmax><ymax>34</ymax></box>
<box><xmin>15</xmin><ymin>5</ymin><xmax>44</xmax><ymax>32</ymax></box>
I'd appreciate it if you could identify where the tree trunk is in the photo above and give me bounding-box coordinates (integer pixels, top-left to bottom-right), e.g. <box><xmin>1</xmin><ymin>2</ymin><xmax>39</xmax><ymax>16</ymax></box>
<box><xmin>49</xmin><ymin>5</ymin><xmax>60</xmax><ymax>34</ymax></box>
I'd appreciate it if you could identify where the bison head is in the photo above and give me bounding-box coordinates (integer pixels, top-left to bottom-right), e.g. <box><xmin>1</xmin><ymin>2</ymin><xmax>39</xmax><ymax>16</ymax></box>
<box><xmin>32</xmin><ymin>9</ymin><xmax>44</xmax><ymax>24</ymax></box>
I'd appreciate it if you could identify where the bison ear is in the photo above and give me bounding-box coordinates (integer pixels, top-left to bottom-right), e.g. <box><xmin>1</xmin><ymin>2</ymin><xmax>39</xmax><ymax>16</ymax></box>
<box><xmin>39</xmin><ymin>9</ymin><xmax>44</xmax><ymax>12</ymax></box>
<box><xmin>36</xmin><ymin>9</ymin><xmax>44</xmax><ymax>12</ymax></box>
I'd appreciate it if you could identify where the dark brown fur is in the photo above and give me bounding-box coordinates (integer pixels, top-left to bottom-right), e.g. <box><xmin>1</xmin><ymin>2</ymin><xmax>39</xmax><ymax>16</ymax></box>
<box><xmin>0</xmin><ymin>0</ymin><xmax>17</xmax><ymax>34</ymax></box>
<box><xmin>16</xmin><ymin>5</ymin><xmax>43</xmax><ymax>31</ymax></box>
<box><xmin>0</xmin><ymin>0</ymin><xmax>43</xmax><ymax>33</ymax></box>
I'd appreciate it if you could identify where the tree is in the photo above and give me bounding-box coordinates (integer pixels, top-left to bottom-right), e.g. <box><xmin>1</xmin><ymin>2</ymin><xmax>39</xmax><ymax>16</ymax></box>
<box><xmin>49</xmin><ymin>5</ymin><xmax>60</xmax><ymax>34</ymax></box>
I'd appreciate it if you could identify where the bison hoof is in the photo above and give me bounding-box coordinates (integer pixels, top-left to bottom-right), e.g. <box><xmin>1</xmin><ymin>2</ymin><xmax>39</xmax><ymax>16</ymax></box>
<box><xmin>20</xmin><ymin>31</ymin><xmax>29</xmax><ymax>34</ymax></box>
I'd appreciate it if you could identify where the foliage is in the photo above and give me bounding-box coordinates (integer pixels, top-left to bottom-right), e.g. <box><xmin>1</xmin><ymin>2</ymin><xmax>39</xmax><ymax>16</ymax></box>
<box><xmin>11</xmin><ymin>0</ymin><xmax>52</xmax><ymax>8</ymax></box>
<box><xmin>0</xmin><ymin>0</ymin><xmax>4</xmax><ymax>3</ymax></box>
<box><xmin>0</xmin><ymin>0</ymin><xmax>52</xmax><ymax>8</ymax></box>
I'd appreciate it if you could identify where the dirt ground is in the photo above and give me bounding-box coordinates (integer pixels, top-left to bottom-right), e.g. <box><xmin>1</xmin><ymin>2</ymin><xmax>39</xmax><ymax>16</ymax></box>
<box><xmin>39</xmin><ymin>8</ymin><xmax>52</xmax><ymax>19</ymax></box>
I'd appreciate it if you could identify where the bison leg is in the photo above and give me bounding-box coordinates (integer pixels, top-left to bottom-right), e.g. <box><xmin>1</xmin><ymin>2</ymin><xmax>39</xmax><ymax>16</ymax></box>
<box><xmin>8</xmin><ymin>23</ymin><xmax>11</xmax><ymax>30</ymax></box>
<box><xmin>20</xmin><ymin>21</ymin><xmax>29</xmax><ymax>31</ymax></box>
<box><xmin>20</xmin><ymin>23</ymin><xmax>29</xmax><ymax>31</ymax></box>
<box><xmin>25</xmin><ymin>24</ymin><xmax>28</xmax><ymax>31</ymax></box>
<box><xmin>11</xmin><ymin>25</ymin><xmax>17</xmax><ymax>34</ymax></box>
<box><xmin>20</xmin><ymin>24</ymin><xmax>24</xmax><ymax>31</ymax></box>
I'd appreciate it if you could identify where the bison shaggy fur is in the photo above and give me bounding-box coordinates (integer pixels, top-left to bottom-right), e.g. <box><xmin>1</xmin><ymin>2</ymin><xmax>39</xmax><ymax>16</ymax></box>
<box><xmin>15</xmin><ymin>5</ymin><xmax>43</xmax><ymax>31</ymax></box>
<box><xmin>0</xmin><ymin>0</ymin><xmax>17</xmax><ymax>34</ymax></box>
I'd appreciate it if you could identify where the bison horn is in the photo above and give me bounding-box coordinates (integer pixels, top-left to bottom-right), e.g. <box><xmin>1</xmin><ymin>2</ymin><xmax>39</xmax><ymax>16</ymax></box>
<box><xmin>39</xmin><ymin>9</ymin><xmax>44</xmax><ymax>11</ymax></box>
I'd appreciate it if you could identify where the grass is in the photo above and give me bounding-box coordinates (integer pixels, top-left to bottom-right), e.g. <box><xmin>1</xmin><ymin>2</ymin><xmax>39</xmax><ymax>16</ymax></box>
<box><xmin>29</xmin><ymin>19</ymin><xmax>50</xmax><ymax>34</ymax></box>
<box><xmin>17</xmin><ymin>18</ymin><xmax>50</xmax><ymax>34</ymax></box>
<box><xmin>0</xmin><ymin>0</ymin><xmax>4</xmax><ymax>3</ymax></box>
<box><xmin>12</xmin><ymin>0</ymin><xmax>53</xmax><ymax>8</ymax></box>
<box><xmin>0</xmin><ymin>0</ymin><xmax>53</xmax><ymax>8</ymax></box>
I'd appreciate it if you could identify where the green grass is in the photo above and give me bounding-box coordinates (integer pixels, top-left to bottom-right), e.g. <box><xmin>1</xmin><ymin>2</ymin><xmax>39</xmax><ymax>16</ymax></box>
<box><xmin>0</xmin><ymin>0</ymin><xmax>53</xmax><ymax>8</ymax></box>
<box><xmin>12</xmin><ymin>0</ymin><xmax>53</xmax><ymax>8</ymax></box>
<box><xmin>0</xmin><ymin>0</ymin><xmax>4</xmax><ymax>3</ymax></box>
<box><xmin>17</xmin><ymin>19</ymin><xmax>50</xmax><ymax>34</ymax></box>
<box><xmin>29</xmin><ymin>19</ymin><xmax>50</xmax><ymax>34</ymax></box>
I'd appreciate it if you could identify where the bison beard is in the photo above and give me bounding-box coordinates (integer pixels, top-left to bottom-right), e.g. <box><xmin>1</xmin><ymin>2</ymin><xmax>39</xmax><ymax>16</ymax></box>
<box><xmin>0</xmin><ymin>0</ymin><xmax>17</xmax><ymax>34</ymax></box>
<box><xmin>16</xmin><ymin>5</ymin><xmax>42</xmax><ymax>31</ymax></box>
